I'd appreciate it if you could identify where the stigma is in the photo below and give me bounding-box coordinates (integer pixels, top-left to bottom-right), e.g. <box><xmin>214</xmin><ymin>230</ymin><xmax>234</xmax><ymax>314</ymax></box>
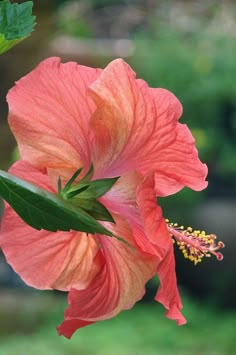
<box><xmin>166</xmin><ymin>220</ymin><xmax>225</xmax><ymax>265</ymax></box>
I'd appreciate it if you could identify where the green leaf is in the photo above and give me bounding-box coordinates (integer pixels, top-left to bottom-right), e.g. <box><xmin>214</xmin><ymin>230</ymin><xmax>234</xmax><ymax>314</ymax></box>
<box><xmin>0</xmin><ymin>170</ymin><xmax>115</xmax><ymax>237</ymax></box>
<box><xmin>0</xmin><ymin>0</ymin><xmax>35</xmax><ymax>39</ymax></box>
<box><xmin>0</xmin><ymin>32</ymin><xmax>23</xmax><ymax>53</ymax></box>
<box><xmin>66</xmin><ymin>185</ymin><xmax>89</xmax><ymax>199</ymax></box>
<box><xmin>74</xmin><ymin>198</ymin><xmax>115</xmax><ymax>223</ymax></box>
<box><xmin>79</xmin><ymin>163</ymin><xmax>94</xmax><ymax>183</ymax></box>
<box><xmin>70</xmin><ymin>177</ymin><xmax>120</xmax><ymax>199</ymax></box>
<box><xmin>0</xmin><ymin>0</ymin><xmax>36</xmax><ymax>54</ymax></box>
<box><xmin>57</xmin><ymin>176</ymin><xmax>62</xmax><ymax>194</ymax></box>
<box><xmin>62</xmin><ymin>167</ymin><xmax>83</xmax><ymax>194</ymax></box>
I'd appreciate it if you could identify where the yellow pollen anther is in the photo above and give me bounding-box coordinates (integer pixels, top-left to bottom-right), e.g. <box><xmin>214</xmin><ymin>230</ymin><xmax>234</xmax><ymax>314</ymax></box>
<box><xmin>166</xmin><ymin>221</ymin><xmax>224</xmax><ymax>265</ymax></box>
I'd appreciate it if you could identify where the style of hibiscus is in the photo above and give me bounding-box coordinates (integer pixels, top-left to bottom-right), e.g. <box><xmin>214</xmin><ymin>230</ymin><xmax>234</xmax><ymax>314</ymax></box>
<box><xmin>0</xmin><ymin>57</ymin><xmax>224</xmax><ymax>339</ymax></box>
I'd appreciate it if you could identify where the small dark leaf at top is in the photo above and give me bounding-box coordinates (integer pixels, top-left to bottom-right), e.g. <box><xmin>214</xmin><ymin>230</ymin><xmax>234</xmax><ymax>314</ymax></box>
<box><xmin>0</xmin><ymin>0</ymin><xmax>36</xmax><ymax>40</ymax></box>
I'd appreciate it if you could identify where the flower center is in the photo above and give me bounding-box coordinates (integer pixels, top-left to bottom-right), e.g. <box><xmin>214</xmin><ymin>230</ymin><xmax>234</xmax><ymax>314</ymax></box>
<box><xmin>166</xmin><ymin>220</ymin><xmax>224</xmax><ymax>265</ymax></box>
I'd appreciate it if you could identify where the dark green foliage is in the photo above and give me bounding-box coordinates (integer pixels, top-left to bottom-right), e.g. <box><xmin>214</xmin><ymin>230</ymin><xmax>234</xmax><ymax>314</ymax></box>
<box><xmin>0</xmin><ymin>170</ymin><xmax>115</xmax><ymax>236</ymax></box>
<box><xmin>58</xmin><ymin>165</ymin><xmax>119</xmax><ymax>223</ymax></box>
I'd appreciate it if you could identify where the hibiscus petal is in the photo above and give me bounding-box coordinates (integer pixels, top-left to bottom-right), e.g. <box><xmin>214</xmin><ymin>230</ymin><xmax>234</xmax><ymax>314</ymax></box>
<box><xmin>57</xmin><ymin>215</ymin><xmax>157</xmax><ymax>338</ymax></box>
<box><xmin>90</xmin><ymin>58</ymin><xmax>157</xmax><ymax>177</ymax></box>
<box><xmin>137</xmin><ymin>173</ymin><xmax>186</xmax><ymax>325</ymax></box>
<box><xmin>152</xmin><ymin>123</ymin><xmax>208</xmax><ymax>196</ymax></box>
<box><xmin>99</xmin><ymin>171</ymin><xmax>162</xmax><ymax>256</ymax></box>
<box><xmin>101</xmin><ymin>171</ymin><xmax>168</xmax><ymax>256</ymax></box>
<box><xmin>57</xmin><ymin>319</ymin><xmax>93</xmax><ymax>339</ymax></box>
<box><xmin>99</xmin><ymin>171</ymin><xmax>142</xmax><ymax>218</ymax></box>
<box><xmin>0</xmin><ymin>160</ymin><xmax>102</xmax><ymax>291</ymax></box>
<box><xmin>7</xmin><ymin>57</ymin><xmax>101</xmax><ymax>173</ymax></box>
<box><xmin>155</xmin><ymin>249</ymin><xmax>186</xmax><ymax>326</ymax></box>
<box><xmin>136</xmin><ymin>174</ymin><xmax>170</xmax><ymax>250</ymax></box>
<box><xmin>90</xmin><ymin>58</ymin><xmax>207</xmax><ymax>193</ymax></box>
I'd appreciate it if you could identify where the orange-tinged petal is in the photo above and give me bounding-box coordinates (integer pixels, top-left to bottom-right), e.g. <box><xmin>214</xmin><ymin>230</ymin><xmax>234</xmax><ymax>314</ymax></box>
<box><xmin>152</xmin><ymin>123</ymin><xmax>208</xmax><ymax>196</ymax></box>
<box><xmin>101</xmin><ymin>171</ymin><xmax>167</xmax><ymax>256</ymax></box>
<box><xmin>137</xmin><ymin>173</ymin><xmax>185</xmax><ymax>324</ymax></box>
<box><xmin>57</xmin><ymin>319</ymin><xmax>93</xmax><ymax>339</ymax></box>
<box><xmin>137</xmin><ymin>174</ymin><xmax>170</xmax><ymax>251</ymax></box>
<box><xmin>0</xmin><ymin>161</ymin><xmax>102</xmax><ymax>291</ymax></box>
<box><xmin>90</xmin><ymin>58</ymin><xmax>156</xmax><ymax>177</ymax></box>
<box><xmin>155</xmin><ymin>248</ymin><xmax>186</xmax><ymax>326</ymax></box>
<box><xmin>99</xmin><ymin>171</ymin><xmax>142</xmax><ymax>218</ymax></box>
<box><xmin>90</xmin><ymin>58</ymin><xmax>207</xmax><ymax>193</ymax></box>
<box><xmin>57</xmin><ymin>215</ymin><xmax>157</xmax><ymax>338</ymax></box>
<box><xmin>100</xmin><ymin>171</ymin><xmax>162</xmax><ymax>256</ymax></box>
<box><xmin>8</xmin><ymin>57</ymin><xmax>101</xmax><ymax>173</ymax></box>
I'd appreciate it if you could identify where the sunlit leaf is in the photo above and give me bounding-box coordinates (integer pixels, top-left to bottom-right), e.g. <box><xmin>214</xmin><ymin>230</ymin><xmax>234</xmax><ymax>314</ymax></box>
<box><xmin>0</xmin><ymin>0</ymin><xmax>36</xmax><ymax>54</ymax></box>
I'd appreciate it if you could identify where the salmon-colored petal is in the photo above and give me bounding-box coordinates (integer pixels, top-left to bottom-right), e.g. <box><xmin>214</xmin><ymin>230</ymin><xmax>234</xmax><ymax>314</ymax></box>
<box><xmin>137</xmin><ymin>173</ymin><xmax>185</xmax><ymax>324</ymax></box>
<box><xmin>152</xmin><ymin>123</ymin><xmax>208</xmax><ymax>196</ymax></box>
<box><xmin>100</xmin><ymin>171</ymin><xmax>160</xmax><ymax>256</ymax></box>
<box><xmin>57</xmin><ymin>215</ymin><xmax>157</xmax><ymax>338</ymax></box>
<box><xmin>136</xmin><ymin>174</ymin><xmax>170</xmax><ymax>251</ymax></box>
<box><xmin>0</xmin><ymin>160</ymin><xmax>102</xmax><ymax>291</ymax></box>
<box><xmin>90</xmin><ymin>59</ymin><xmax>207</xmax><ymax>193</ymax></box>
<box><xmin>99</xmin><ymin>171</ymin><xmax>142</xmax><ymax>218</ymax></box>
<box><xmin>155</xmin><ymin>248</ymin><xmax>186</xmax><ymax>326</ymax></box>
<box><xmin>101</xmin><ymin>171</ymin><xmax>167</xmax><ymax>256</ymax></box>
<box><xmin>57</xmin><ymin>319</ymin><xmax>93</xmax><ymax>339</ymax></box>
<box><xmin>90</xmin><ymin>58</ymin><xmax>159</xmax><ymax>177</ymax></box>
<box><xmin>8</xmin><ymin>57</ymin><xmax>101</xmax><ymax>173</ymax></box>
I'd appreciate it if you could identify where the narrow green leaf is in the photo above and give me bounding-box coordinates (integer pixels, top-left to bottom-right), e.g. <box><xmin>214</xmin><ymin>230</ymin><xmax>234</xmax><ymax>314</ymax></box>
<box><xmin>0</xmin><ymin>170</ymin><xmax>115</xmax><ymax>237</ymax></box>
<box><xmin>62</xmin><ymin>167</ymin><xmax>83</xmax><ymax>193</ymax></box>
<box><xmin>0</xmin><ymin>1</ymin><xmax>36</xmax><ymax>54</ymax></box>
<box><xmin>79</xmin><ymin>163</ymin><xmax>94</xmax><ymax>183</ymax></box>
<box><xmin>74</xmin><ymin>198</ymin><xmax>115</xmax><ymax>223</ymax></box>
<box><xmin>57</xmin><ymin>176</ymin><xmax>62</xmax><ymax>193</ymax></box>
<box><xmin>66</xmin><ymin>184</ymin><xmax>89</xmax><ymax>199</ymax></box>
<box><xmin>74</xmin><ymin>177</ymin><xmax>120</xmax><ymax>199</ymax></box>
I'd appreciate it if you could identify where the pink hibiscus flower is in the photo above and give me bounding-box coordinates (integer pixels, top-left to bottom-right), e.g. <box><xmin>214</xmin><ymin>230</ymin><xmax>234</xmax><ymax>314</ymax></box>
<box><xmin>0</xmin><ymin>57</ymin><xmax>221</xmax><ymax>339</ymax></box>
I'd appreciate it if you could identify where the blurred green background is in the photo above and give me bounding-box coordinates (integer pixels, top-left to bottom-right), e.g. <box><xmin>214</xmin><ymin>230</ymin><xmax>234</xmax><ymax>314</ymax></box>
<box><xmin>0</xmin><ymin>0</ymin><xmax>236</xmax><ymax>354</ymax></box>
